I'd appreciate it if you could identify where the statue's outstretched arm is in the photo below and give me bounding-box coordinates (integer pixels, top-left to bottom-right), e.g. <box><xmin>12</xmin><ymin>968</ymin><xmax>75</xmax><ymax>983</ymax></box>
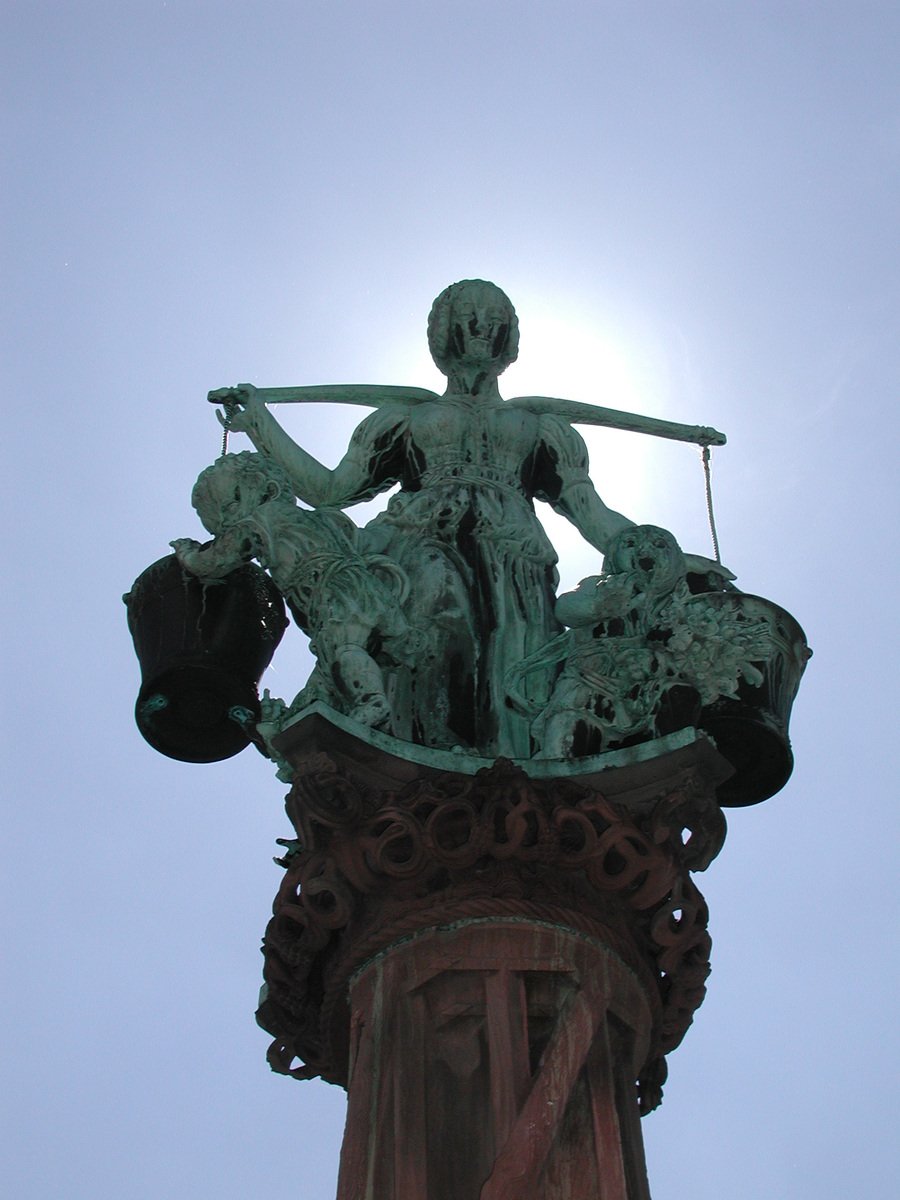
<box><xmin>170</xmin><ymin>527</ymin><xmax>256</xmax><ymax>581</ymax></box>
<box><xmin>210</xmin><ymin>385</ymin><xmax>396</xmax><ymax>508</ymax></box>
<box><xmin>537</xmin><ymin>416</ymin><xmax>737</xmax><ymax>580</ymax></box>
<box><xmin>536</xmin><ymin>415</ymin><xmax>634</xmax><ymax>553</ymax></box>
<box><xmin>553</xmin><ymin>478</ymin><xmax>634</xmax><ymax>553</ymax></box>
<box><xmin>553</xmin><ymin>576</ymin><xmax>603</xmax><ymax>627</ymax></box>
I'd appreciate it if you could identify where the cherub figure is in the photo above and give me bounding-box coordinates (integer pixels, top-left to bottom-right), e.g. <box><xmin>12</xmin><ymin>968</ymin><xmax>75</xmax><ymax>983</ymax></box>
<box><xmin>208</xmin><ymin>280</ymin><xmax>635</xmax><ymax>756</ymax></box>
<box><xmin>171</xmin><ymin>452</ymin><xmax>413</xmax><ymax>730</ymax></box>
<box><xmin>523</xmin><ymin>524</ymin><xmax>771</xmax><ymax>759</ymax></box>
<box><xmin>527</xmin><ymin>525</ymin><xmax>693</xmax><ymax>757</ymax></box>
<box><xmin>554</xmin><ymin>524</ymin><xmax>689</xmax><ymax>635</ymax></box>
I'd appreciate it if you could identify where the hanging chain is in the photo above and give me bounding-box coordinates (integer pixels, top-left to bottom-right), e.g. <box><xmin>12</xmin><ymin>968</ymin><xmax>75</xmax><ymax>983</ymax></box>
<box><xmin>220</xmin><ymin>401</ymin><xmax>235</xmax><ymax>457</ymax></box>
<box><xmin>701</xmin><ymin>444</ymin><xmax>721</xmax><ymax>564</ymax></box>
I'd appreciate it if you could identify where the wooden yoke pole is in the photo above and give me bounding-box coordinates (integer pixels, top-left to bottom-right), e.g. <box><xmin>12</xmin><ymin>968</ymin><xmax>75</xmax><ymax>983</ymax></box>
<box><xmin>209</xmin><ymin>384</ymin><xmax>726</xmax><ymax>447</ymax></box>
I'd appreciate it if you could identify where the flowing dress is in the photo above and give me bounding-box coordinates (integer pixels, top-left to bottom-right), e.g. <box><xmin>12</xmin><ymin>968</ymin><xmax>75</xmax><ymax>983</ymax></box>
<box><xmin>331</xmin><ymin>396</ymin><xmax>598</xmax><ymax>757</ymax></box>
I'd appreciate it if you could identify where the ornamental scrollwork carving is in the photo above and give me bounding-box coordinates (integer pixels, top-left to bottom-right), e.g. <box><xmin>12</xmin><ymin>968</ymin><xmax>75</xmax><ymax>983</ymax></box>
<box><xmin>257</xmin><ymin>757</ymin><xmax>721</xmax><ymax>1106</ymax></box>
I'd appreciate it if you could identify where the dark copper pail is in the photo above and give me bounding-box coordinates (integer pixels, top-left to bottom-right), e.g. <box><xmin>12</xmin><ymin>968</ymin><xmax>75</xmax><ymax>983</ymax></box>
<box><xmin>124</xmin><ymin>554</ymin><xmax>288</xmax><ymax>762</ymax></box>
<box><xmin>697</xmin><ymin>593</ymin><xmax>810</xmax><ymax>806</ymax></box>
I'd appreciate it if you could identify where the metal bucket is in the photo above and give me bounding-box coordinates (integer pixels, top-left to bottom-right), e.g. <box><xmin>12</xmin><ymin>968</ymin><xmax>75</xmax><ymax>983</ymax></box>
<box><xmin>125</xmin><ymin>554</ymin><xmax>288</xmax><ymax>763</ymax></box>
<box><xmin>697</xmin><ymin>593</ymin><xmax>810</xmax><ymax>806</ymax></box>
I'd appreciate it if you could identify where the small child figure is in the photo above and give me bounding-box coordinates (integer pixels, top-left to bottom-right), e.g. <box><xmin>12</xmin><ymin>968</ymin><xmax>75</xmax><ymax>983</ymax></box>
<box><xmin>171</xmin><ymin>451</ymin><xmax>412</xmax><ymax>730</ymax></box>
<box><xmin>524</xmin><ymin>524</ymin><xmax>769</xmax><ymax>760</ymax></box>
<box><xmin>525</xmin><ymin>525</ymin><xmax>693</xmax><ymax>758</ymax></box>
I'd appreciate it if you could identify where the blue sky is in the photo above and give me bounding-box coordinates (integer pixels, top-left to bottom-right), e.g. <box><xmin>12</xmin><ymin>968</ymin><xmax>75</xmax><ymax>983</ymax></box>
<box><xmin>3</xmin><ymin>3</ymin><xmax>898</xmax><ymax>1197</ymax></box>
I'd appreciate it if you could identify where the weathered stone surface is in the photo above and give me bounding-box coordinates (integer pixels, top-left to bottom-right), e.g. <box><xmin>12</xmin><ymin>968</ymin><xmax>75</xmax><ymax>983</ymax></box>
<box><xmin>336</xmin><ymin>922</ymin><xmax>653</xmax><ymax>1200</ymax></box>
<box><xmin>256</xmin><ymin>717</ymin><xmax>728</xmax><ymax>1116</ymax></box>
<box><xmin>125</xmin><ymin>280</ymin><xmax>812</xmax><ymax>1198</ymax></box>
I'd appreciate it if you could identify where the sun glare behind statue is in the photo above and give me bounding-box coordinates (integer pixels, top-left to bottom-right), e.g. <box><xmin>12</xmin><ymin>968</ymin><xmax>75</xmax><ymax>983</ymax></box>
<box><xmin>257</xmin><ymin>297</ymin><xmax>689</xmax><ymax>704</ymax></box>
<box><xmin>503</xmin><ymin>305</ymin><xmax>675</xmax><ymax>592</ymax></box>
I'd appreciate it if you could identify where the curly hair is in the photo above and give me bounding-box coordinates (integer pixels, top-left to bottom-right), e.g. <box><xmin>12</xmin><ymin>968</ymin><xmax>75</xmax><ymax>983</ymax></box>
<box><xmin>192</xmin><ymin>451</ymin><xmax>295</xmax><ymax>532</ymax></box>
<box><xmin>427</xmin><ymin>279</ymin><xmax>519</xmax><ymax>374</ymax></box>
<box><xmin>605</xmin><ymin>524</ymin><xmax>685</xmax><ymax>594</ymax></box>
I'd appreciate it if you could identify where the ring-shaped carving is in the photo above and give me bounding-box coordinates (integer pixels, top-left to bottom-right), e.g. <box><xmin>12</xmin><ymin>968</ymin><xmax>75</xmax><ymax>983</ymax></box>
<box><xmin>294</xmin><ymin>771</ymin><xmax>365</xmax><ymax>829</ymax></box>
<box><xmin>552</xmin><ymin>808</ymin><xmax>600</xmax><ymax>865</ymax></box>
<box><xmin>423</xmin><ymin>800</ymin><xmax>487</xmax><ymax>866</ymax></box>
<box><xmin>649</xmin><ymin>888</ymin><xmax>701</xmax><ymax>949</ymax></box>
<box><xmin>594</xmin><ymin>828</ymin><xmax>675</xmax><ymax>907</ymax></box>
<box><xmin>299</xmin><ymin>857</ymin><xmax>355</xmax><ymax>929</ymax></box>
<box><xmin>587</xmin><ymin>828</ymin><xmax>649</xmax><ymax>887</ymax></box>
<box><xmin>274</xmin><ymin>864</ymin><xmax>305</xmax><ymax>910</ymax></box>
<box><xmin>362</xmin><ymin>810</ymin><xmax>427</xmax><ymax>879</ymax></box>
<box><xmin>267</xmin><ymin>1037</ymin><xmax>316</xmax><ymax>1080</ymax></box>
<box><xmin>497</xmin><ymin>799</ymin><xmax>554</xmax><ymax>861</ymax></box>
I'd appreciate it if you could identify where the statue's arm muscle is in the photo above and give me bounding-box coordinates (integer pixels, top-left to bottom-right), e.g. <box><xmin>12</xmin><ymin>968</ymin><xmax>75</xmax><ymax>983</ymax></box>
<box><xmin>535</xmin><ymin>415</ymin><xmax>634</xmax><ymax>553</ymax></box>
<box><xmin>170</xmin><ymin>526</ymin><xmax>259</xmax><ymax>581</ymax></box>
<box><xmin>243</xmin><ymin>399</ymin><xmax>406</xmax><ymax>508</ymax></box>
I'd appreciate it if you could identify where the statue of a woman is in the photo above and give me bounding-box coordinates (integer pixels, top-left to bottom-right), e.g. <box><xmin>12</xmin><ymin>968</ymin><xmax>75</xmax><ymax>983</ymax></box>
<box><xmin>215</xmin><ymin>280</ymin><xmax>633</xmax><ymax>757</ymax></box>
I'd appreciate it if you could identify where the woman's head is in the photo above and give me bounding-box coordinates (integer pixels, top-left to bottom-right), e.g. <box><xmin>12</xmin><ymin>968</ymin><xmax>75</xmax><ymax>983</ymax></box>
<box><xmin>427</xmin><ymin>280</ymin><xmax>519</xmax><ymax>378</ymax></box>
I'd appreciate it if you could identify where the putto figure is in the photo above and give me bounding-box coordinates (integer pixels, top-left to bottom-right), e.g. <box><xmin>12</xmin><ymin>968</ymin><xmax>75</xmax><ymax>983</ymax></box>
<box><xmin>522</xmin><ymin>525</ymin><xmax>773</xmax><ymax>759</ymax></box>
<box><xmin>125</xmin><ymin>278</ymin><xmax>811</xmax><ymax>1200</ymax></box>
<box><xmin>127</xmin><ymin>276</ymin><xmax>809</xmax><ymax>798</ymax></box>
<box><xmin>171</xmin><ymin>452</ymin><xmax>412</xmax><ymax>729</ymax></box>
<box><xmin>212</xmin><ymin>281</ymin><xmax>636</xmax><ymax>756</ymax></box>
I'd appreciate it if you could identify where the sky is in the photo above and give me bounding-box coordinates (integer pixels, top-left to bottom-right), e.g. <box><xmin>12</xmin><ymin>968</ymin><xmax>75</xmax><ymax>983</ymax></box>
<box><xmin>3</xmin><ymin>2</ymin><xmax>899</xmax><ymax>1197</ymax></box>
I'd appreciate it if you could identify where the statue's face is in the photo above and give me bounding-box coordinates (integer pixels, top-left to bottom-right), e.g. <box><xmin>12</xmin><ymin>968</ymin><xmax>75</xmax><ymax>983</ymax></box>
<box><xmin>195</xmin><ymin>465</ymin><xmax>265</xmax><ymax>534</ymax></box>
<box><xmin>447</xmin><ymin>286</ymin><xmax>513</xmax><ymax>368</ymax></box>
<box><xmin>608</xmin><ymin>525</ymin><xmax>684</xmax><ymax>592</ymax></box>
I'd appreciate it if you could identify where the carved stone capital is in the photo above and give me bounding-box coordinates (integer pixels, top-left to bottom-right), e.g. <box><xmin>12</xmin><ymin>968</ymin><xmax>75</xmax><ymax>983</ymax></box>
<box><xmin>257</xmin><ymin>719</ymin><xmax>729</xmax><ymax>1114</ymax></box>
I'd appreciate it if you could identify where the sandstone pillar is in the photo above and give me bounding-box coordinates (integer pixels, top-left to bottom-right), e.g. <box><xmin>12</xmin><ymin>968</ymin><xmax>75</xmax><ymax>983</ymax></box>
<box><xmin>256</xmin><ymin>716</ymin><xmax>730</xmax><ymax>1199</ymax></box>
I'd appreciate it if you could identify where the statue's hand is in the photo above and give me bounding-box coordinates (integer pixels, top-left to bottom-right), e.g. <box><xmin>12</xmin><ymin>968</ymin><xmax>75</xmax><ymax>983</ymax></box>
<box><xmin>170</xmin><ymin>537</ymin><xmax>202</xmax><ymax>570</ymax></box>
<box><xmin>683</xmin><ymin>553</ymin><xmax>737</xmax><ymax>589</ymax></box>
<box><xmin>596</xmin><ymin>575</ymin><xmax>636</xmax><ymax>613</ymax></box>
<box><xmin>208</xmin><ymin>383</ymin><xmax>262</xmax><ymax>435</ymax></box>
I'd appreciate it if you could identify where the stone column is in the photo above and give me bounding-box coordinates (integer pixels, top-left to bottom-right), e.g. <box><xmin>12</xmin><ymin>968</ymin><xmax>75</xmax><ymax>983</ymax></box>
<box><xmin>337</xmin><ymin>921</ymin><xmax>653</xmax><ymax>1200</ymax></box>
<box><xmin>256</xmin><ymin>716</ymin><xmax>729</xmax><ymax>1200</ymax></box>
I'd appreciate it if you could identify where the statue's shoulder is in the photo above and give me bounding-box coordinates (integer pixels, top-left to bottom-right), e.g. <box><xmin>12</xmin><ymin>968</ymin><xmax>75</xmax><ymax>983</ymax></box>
<box><xmin>531</xmin><ymin>408</ymin><xmax>590</xmax><ymax>469</ymax></box>
<box><xmin>351</xmin><ymin>398</ymin><xmax>415</xmax><ymax>442</ymax></box>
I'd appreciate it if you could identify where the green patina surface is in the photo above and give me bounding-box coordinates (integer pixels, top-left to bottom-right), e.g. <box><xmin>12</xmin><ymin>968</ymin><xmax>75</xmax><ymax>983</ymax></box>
<box><xmin>168</xmin><ymin>280</ymin><xmax>806</xmax><ymax>792</ymax></box>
